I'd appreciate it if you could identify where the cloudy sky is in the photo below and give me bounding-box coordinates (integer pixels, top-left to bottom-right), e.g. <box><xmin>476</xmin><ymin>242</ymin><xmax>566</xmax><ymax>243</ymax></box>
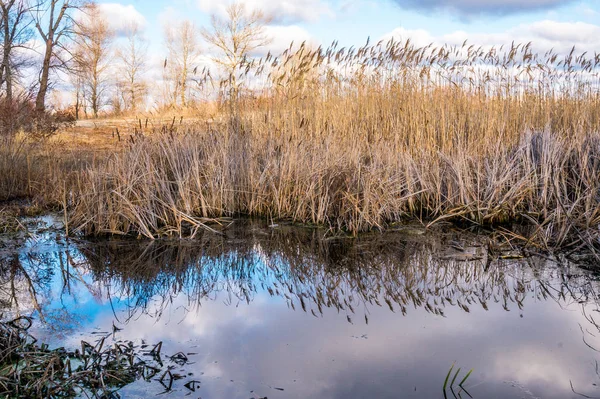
<box><xmin>97</xmin><ymin>0</ymin><xmax>600</xmax><ymax>57</ymax></box>
<box><xmin>59</xmin><ymin>0</ymin><xmax>597</xmax><ymax>110</ymax></box>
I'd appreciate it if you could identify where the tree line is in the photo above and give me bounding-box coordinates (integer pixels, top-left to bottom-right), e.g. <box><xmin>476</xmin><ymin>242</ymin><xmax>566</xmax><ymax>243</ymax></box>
<box><xmin>0</xmin><ymin>0</ymin><xmax>271</xmax><ymax>123</ymax></box>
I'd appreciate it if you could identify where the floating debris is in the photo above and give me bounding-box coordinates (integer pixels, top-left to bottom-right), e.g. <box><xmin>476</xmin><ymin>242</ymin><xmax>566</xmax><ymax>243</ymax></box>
<box><xmin>0</xmin><ymin>316</ymin><xmax>194</xmax><ymax>398</ymax></box>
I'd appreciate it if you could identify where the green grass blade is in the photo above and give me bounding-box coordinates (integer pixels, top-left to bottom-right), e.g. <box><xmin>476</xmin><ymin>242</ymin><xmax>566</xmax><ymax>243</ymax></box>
<box><xmin>443</xmin><ymin>363</ymin><xmax>455</xmax><ymax>391</ymax></box>
<box><xmin>459</xmin><ymin>368</ymin><xmax>473</xmax><ymax>387</ymax></box>
<box><xmin>451</xmin><ymin>367</ymin><xmax>461</xmax><ymax>387</ymax></box>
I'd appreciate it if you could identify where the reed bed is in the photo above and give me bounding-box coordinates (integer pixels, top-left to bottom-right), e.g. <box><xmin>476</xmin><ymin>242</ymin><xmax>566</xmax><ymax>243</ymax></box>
<box><xmin>39</xmin><ymin>40</ymin><xmax>600</xmax><ymax>250</ymax></box>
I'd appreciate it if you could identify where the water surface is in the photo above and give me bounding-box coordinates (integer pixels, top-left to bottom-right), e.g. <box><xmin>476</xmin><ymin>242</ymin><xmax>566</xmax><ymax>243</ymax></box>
<box><xmin>2</xmin><ymin>218</ymin><xmax>600</xmax><ymax>398</ymax></box>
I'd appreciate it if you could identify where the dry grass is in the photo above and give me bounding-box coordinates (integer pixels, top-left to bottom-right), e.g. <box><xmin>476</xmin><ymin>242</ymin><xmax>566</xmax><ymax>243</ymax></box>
<box><xmin>0</xmin><ymin>135</ymin><xmax>34</xmax><ymax>202</ymax></box>
<box><xmin>2</xmin><ymin>39</ymin><xmax>600</xmax><ymax>251</ymax></box>
<box><xmin>0</xmin><ymin>133</ymin><xmax>102</xmax><ymax>223</ymax></box>
<box><xmin>68</xmin><ymin>40</ymin><xmax>600</xmax><ymax>251</ymax></box>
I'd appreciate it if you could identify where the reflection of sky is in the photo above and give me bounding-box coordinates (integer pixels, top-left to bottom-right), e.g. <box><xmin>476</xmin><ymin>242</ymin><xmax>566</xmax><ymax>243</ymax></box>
<box><xmin>10</xmin><ymin>230</ymin><xmax>600</xmax><ymax>399</ymax></box>
<box><xmin>92</xmin><ymin>291</ymin><xmax>597</xmax><ymax>399</ymax></box>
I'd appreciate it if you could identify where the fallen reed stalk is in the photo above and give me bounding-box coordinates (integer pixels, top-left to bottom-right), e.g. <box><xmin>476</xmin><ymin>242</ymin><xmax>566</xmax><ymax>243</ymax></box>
<box><xmin>0</xmin><ymin>316</ymin><xmax>191</xmax><ymax>398</ymax></box>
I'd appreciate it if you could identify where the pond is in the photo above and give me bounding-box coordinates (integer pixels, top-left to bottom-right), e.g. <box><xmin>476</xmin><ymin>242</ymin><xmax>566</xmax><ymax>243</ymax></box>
<box><xmin>1</xmin><ymin>216</ymin><xmax>600</xmax><ymax>399</ymax></box>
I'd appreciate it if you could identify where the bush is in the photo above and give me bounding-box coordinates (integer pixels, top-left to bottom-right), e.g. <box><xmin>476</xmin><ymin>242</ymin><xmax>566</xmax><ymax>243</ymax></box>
<box><xmin>0</xmin><ymin>95</ymin><xmax>35</xmax><ymax>137</ymax></box>
<box><xmin>0</xmin><ymin>95</ymin><xmax>76</xmax><ymax>139</ymax></box>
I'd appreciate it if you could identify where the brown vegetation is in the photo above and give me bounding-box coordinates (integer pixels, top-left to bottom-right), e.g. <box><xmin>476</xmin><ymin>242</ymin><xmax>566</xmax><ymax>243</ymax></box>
<box><xmin>1</xmin><ymin>38</ymin><xmax>600</xmax><ymax>253</ymax></box>
<box><xmin>0</xmin><ymin>316</ymin><xmax>189</xmax><ymax>398</ymax></box>
<box><xmin>65</xmin><ymin>40</ymin><xmax>600</xmax><ymax>253</ymax></box>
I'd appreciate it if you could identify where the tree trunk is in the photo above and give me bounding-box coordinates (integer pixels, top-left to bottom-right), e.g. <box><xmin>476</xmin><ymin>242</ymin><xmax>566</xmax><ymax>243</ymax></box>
<box><xmin>75</xmin><ymin>84</ymin><xmax>80</xmax><ymax>119</ymax></box>
<box><xmin>3</xmin><ymin>28</ymin><xmax>12</xmax><ymax>102</ymax></box>
<box><xmin>36</xmin><ymin>38</ymin><xmax>54</xmax><ymax>114</ymax></box>
<box><xmin>4</xmin><ymin>61</ymin><xmax>12</xmax><ymax>101</ymax></box>
<box><xmin>130</xmin><ymin>83</ymin><xmax>136</xmax><ymax>111</ymax></box>
<box><xmin>0</xmin><ymin>51</ymin><xmax>11</xmax><ymax>101</ymax></box>
<box><xmin>0</xmin><ymin>61</ymin><xmax>4</xmax><ymax>93</ymax></box>
<box><xmin>180</xmin><ymin>58</ymin><xmax>187</xmax><ymax>107</ymax></box>
<box><xmin>91</xmin><ymin>65</ymin><xmax>98</xmax><ymax>118</ymax></box>
<box><xmin>180</xmin><ymin>76</ymin><xmax>186</xmax><ymax>107</ymax></box>
<box><xmin>0</xmin><ymin>8</ymin><xmax>9</xmax><ymax>99</ymax></box>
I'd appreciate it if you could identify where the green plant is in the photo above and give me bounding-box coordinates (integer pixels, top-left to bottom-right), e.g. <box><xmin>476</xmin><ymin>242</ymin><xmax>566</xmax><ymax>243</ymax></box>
<box><xmin>444</xmin><ymin>363</ymin><xmax>474</xmax><ymax>398</ymax></box>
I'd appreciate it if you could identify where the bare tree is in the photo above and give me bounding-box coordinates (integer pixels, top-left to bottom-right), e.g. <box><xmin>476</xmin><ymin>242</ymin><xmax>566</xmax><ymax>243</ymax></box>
<box><xmin>31</xmin><ymin>0</ymin><xmax>81</xmax><ymax>114</ymax></box>
<box><xmin>201</xmin><ymin>2</ymin><xmax>271</xmax><ymax>106</ymax></box>
<box><xmin>69</xmin><ymin>40</ymin><xmax>84</xmax><ymax>117</ymax></box>
<box><xmin>72</xmin><ymin>2</ymin><xmax>113</xmax><ymax>118</ymax></box>
<box><xmin>164</xmin><ymin>20</ymin><xmax>201</xmax><ymax>108</ymax></box>
<box><xmin>0</xmin><ymin>0</ymin><xmax>34</xmax><ymax>101</ymax></box>
<box><xmin>116</xmin><ymin>22</ymin><xmax>147</xmax><ymax>112</ymax></box>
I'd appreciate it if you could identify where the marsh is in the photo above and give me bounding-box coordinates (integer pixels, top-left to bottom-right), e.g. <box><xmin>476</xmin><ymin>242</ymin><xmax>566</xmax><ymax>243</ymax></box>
<box><xmin>1</xmin><ymin>217</ymin><xmax>599</xmax><ymax>398</ymax></box>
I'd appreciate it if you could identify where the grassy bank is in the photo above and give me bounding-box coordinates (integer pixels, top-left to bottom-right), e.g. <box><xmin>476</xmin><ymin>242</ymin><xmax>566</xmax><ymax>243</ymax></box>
<box><xmin>3</xmin><ymin>40</ymin><xmax>600</xmax><ymax>251</ymax></box>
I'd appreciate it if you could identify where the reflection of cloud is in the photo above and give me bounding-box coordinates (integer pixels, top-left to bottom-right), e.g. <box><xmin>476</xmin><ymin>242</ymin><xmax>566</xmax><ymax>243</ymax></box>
<box><xmin>389</xmin><ymin>0</ymin><xmax>576</xmax><ymax>17</ymax></box>
<box><xmin>383</xmin><ymin>20</ymin><xmax>600</xmax><ymax>55</ymax></box>
<box><xmin>86</xmin><ymin>286</ymin><xmax>600</xmax><ymax>399</ymax></box>
<box><xmin>489</xmin><ymin>301</ymin><xmax>600</xmax><ymax>398</ymax></box>
<box><xmin>494</xmin><ymin>348</ymin><xmax>572</xmax><ymax>390</ymax></box>
<box><xmin>197</xmin><ymin>0</ymin><xmax>334</xmax><ymax>23</ymax></box>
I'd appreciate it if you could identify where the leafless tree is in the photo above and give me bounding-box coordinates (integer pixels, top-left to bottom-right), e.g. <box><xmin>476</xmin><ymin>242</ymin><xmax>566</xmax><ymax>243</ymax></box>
<box><xmin>115</xmin><ymin>22</ymin><xmax>148</xmax><ymax>113</ymax></box>
<box><xmin>69</xmin><ymin>40</ymin><xmax>84</xmax><ymax>117</ymax></box>
<box><xmin>0</xmin><ymin>0</ymin><xmax>34</xmax><ymax>101</ymax></box>
<box><xmin>201</xmin><ymin>2</ymin><xmax>272</xmax><ymax>107</ymax></box>
<box><xmin>31</xmin><ymin>0</ymin><xmax>82</xmax><ymax>114</ymax></box>
<box><xmin>72</xmin><ymin>2</ymin><xmax>114</xmax><ymax>118</ymax></box>
<box><xmin>164</xmin><ymin>20</ymin><xmax>201</xmax><ymax>108</ymax></box>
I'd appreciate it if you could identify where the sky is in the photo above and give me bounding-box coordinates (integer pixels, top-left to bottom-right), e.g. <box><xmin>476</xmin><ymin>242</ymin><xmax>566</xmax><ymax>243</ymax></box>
<box><xmin>96</xmin><ymin>0</ymin><xmax>600</xmax><ymax>57</ymax></box>
<box><xmin>53</xmin><ymin>0</ymin><xmax>599</xmax><ymax>109</ymax></box>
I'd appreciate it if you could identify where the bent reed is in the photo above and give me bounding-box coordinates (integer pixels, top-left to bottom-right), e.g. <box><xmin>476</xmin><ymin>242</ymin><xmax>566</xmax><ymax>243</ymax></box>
<box><xmin>25</xmin><ymin>40</ymin><xmax>600</xmax><ymax>249</ymax></box>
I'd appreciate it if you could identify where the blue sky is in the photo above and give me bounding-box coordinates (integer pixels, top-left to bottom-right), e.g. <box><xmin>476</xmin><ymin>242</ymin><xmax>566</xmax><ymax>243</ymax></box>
<box><xmin>62</xmin><ymin>0</ymin><xmax>598</xmax><ymax>109</ymax></box>
<box><xmin>96</xmin><ymin>0</ymin><xmax>600</xmax><ymax>57</ymax></box>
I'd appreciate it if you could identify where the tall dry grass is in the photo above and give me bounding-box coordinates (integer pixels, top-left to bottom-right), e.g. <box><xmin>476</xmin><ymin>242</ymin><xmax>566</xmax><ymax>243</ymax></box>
<box><xmin>69</xmin><ymin>40</ymin><xmax>600</xmax><ymax>249</ymax></box>
<box><xmin>0</xmin><ymin>95</ymin><xmax>83</xmax><ymax>211</ymax></box>
<box><xmin>0</xmin><ymin>135</ymin><xmax>33</xmax><ymax>202</ymax></box>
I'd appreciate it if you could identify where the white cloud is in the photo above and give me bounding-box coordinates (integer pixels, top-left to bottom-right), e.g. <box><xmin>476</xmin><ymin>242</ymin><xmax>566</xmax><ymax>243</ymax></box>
<box><xmin>575</xmin><ymin>4</ymin><xmax>599</xmax><ymax>18</ymax></box>
<box><xmin>380</xmin><ymin>27</ymin><xmax>436</xmax><ymax>48</ymax></box>
<box><xmin>389</xmin><ymin>0</ymin><xmax>576</xmax><ymax>16</ymax></box>
<box><xmin>260</xmin><ymin>25</ymin><xmax>318</xmax><ymax>56</ymax></box>
<box><xmin>157</xmin><ymin>6</ymin><xmax>184</xmax><ymax>30</ymax></box>
<box><xmin>97</xmin><ymin>3</ymin><xmax>147</xmax><ymax>36</ymax></box>
<box><xmin>197</xmin><ymin>0</ymin><xmax>334</xmax><ymax>24</ymax></box>
<box><xmin>382</xmin><ymin>20</ymin><xmax>600</xmax><ymax>55</ymax></box>
<box><xmin>526</xmin><ymin>20</ymin><xmax>600</xmax><ymax>46</ymax></box>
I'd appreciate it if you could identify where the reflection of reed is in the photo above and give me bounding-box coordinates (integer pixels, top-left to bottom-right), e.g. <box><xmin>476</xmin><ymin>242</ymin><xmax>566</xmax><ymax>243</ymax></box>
<box><xmin>2</xmin><ymin>223</ymin><xmax>598</xmax><ymax>327</ymax></box>
<box><xmin>72</xmin><ymin>223</ymin><xmax>593</xmax><ymax>323</ymax></box>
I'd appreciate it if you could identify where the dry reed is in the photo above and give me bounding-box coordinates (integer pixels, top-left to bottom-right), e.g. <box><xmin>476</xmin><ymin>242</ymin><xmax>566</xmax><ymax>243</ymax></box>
<box><xmin>13</xmin><ymin>40</ymin><xmax>600</xmax><ymax>250</ymax></box>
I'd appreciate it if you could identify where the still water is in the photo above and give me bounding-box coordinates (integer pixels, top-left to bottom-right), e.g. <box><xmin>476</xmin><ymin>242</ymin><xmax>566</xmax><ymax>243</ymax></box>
<box><xmin>2</xmin><ymin>217</ymin><xmax>600</xmax><ymax>398</ymax></box>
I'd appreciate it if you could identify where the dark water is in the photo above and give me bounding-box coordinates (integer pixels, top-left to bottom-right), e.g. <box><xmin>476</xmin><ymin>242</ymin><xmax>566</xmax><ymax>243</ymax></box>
<box><xmin>2</xmin><ymin>217</ymin><xmax>600</xmax><ymax>399</ymax></box>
